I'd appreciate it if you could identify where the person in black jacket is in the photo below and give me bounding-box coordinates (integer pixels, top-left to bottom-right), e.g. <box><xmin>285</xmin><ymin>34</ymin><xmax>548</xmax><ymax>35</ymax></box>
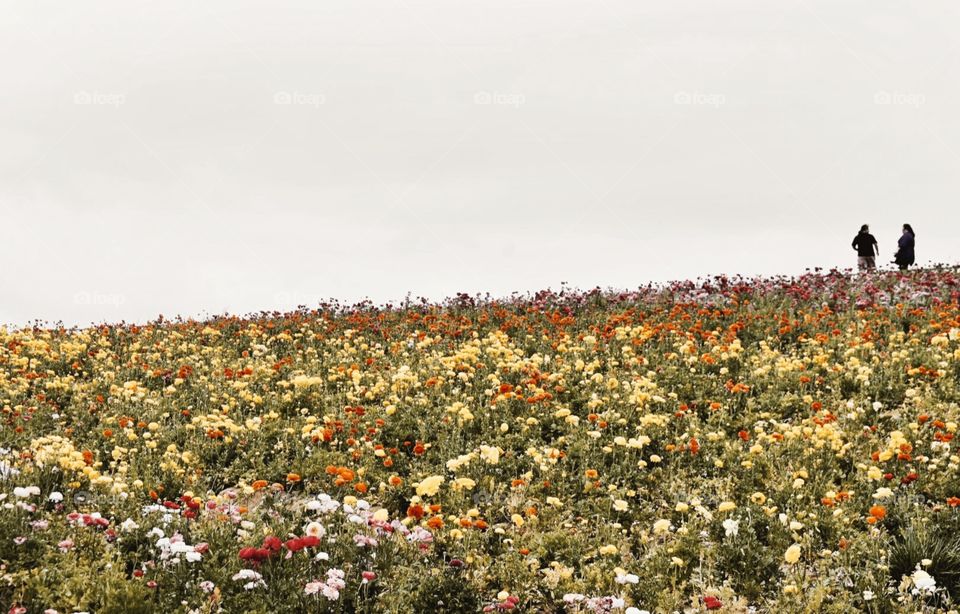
<box><xmin>894</xmin><ymin>224</ymin><xmax>916</xmax><ymax>271</ymax></box>
<box><xmin>852</xmin><ymin>224</ymin><xmax>879</xmax><ymax>271</ymax></box>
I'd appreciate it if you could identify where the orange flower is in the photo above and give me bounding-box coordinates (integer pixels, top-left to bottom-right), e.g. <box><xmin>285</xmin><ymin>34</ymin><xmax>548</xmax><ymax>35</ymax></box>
<box><xmin>354</xmin><ymin>482</ymin><xmax>368</xmax><ymax>494</ymax></box>
<box><xmin>406</xmin><ymin>504</ymin><xmax>424</xmax><ymax>520</ymax></box>
<box><xmin>947</xmin><ymin>497</ymin><xmax>960</xmax><ymax>507</ymax></box>
<box><xmin>251</xmin><ymin>480</ymin><xmax>269</xmax><ymax>491</ymax></box>
<box><xmin>585</xmin><ymin>469</ymin><xmax>598</xmax><ymax>479</ymax></box>
<box><xmin>869</xmin><ymin>505</ymin><xmax>886</xmax><ymax>520</ymax></box>
<box><xmin>426</xmin><ymin>516</ymin><xmax>444</xmax><ymax>529</ymax></box>
<box><xmin>388</xmin><ymin>476</ymin><xmax>403</xmax><ymax>487</ymax></box>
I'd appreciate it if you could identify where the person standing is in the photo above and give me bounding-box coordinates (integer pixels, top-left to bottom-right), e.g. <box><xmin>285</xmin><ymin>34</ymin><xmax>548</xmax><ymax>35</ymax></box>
<box><xmin>894</xmin><ymin>224</ymin><xmax>916</xmax><ymax>271</ymax></box>
<box><xmin>851</xmin><ymin>224</ymin><xmax>879</xmax><ymax>271</ymax></box>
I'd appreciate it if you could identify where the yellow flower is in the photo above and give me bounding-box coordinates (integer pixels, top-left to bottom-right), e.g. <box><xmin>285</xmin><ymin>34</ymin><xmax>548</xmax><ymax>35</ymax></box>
<box><xmin>452</xmin><ymin>477</ymin><xmax>476</xmax><ymax>491</ymax></box>
<box><xmin>718</xmin><ymin>501</ymin><xmax>736</xmax><ymax>513</ymax></box>
<box><xmin>479</xmin><ymin>445</ymin><xmax>502</xmax><ymax>465</ymax></box>
<box><xmin>415</xmin><ymin>475</ymin><xmax>445</xmax><ymax>497</ymax></box>
<box><xmin>784</xmin><ymin>544</ymin><xmax>802</xmax><ymax>564</ymax></box>
<box><xmin>598</xmin><ymin>544</ymin><xmax>619</xmax><ymax>555</ymax></box>
<box><xmin>653</xmin><ymin>519</ymin><xmax>672</xmax><ymax>534</ymax></box>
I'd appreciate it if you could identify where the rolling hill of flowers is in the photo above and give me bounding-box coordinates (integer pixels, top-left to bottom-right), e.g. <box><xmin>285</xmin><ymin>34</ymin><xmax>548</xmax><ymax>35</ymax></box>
<box><xmin>3</xmin><ymin>267</ymin><xmax>960</xmax><ymax>613</ymax></box>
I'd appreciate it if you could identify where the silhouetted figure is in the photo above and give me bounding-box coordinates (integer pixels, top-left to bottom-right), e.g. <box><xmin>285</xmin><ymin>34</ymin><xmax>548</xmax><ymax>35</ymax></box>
<box><xmin>851</xmin><ymin>224</ymin><xmax>878</xmax><ymax>271</ymax></box>
<box><xmin>894</xmin><ymin>224</ymin><xmax>915</xmax><ymax>271</ymax></box>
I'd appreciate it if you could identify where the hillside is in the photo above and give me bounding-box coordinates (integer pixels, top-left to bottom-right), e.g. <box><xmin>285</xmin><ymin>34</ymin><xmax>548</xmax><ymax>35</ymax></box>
<box><xmin>2</xmin><ymin>267</ymin><xmax>960</xmax><ymax>612</ymax></box>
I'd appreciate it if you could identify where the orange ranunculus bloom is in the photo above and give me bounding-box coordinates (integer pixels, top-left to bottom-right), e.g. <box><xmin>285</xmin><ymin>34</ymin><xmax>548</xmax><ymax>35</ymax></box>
<box><xmin>388</xmin><ymin>476</ymin><xmax>403</xmax><ymax>487</ymax></box>
<box><xmin>584</xmin><ymin>469</ymin><xmax>598</xmax><ymax>479</ymax></box>
<box><xmin>869</xmin><ymin>505</ymin><xmax>886</xmax><ymax>520</ymax></box>
<box><xmin>354</xmin><ymin>482</ymin><xmax>368</xmax><ymax>493</ymax></box>
<box><xmin>426</xmin><ymin>516</ymin><xmax>444</xmax><ymax>529</ymax></box>
<box><xmin>251</xmin><ymin>480</ymin><xmax>269</xmax><ymax>490</ymax></box>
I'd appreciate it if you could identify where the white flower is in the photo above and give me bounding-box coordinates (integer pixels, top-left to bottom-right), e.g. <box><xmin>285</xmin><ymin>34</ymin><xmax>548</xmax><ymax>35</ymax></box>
<box><xmin>626</xmin><ymin>609</ymin><xmax>650</xmax><ymax>614</ymax></box>
<box><xmin>862</xmin><ymin>590</ymin><xmax>874</xmax><ymax>601</ymax></box>
<box><xmin>48</xmin><ymin>491</ymin><xmax>63</xmax><ymax>503</ymax></box>
<box><xmin>615</xmin><ymin>573</ymin><xmax>639</xmax><ymax>584</ymax></box>
<box><xmin>13</xmin><ymin>486</ymin><xmax>40</xmax><ymax>498</ymax></box>
<box><xmin>304</xmin><ymin>521</ymin><xmax>326</xmax><ymax>538</ymax></box>
<box><xmin>613</xmin><ymin>499</ymin><xmax>629</xmax><ymax>512</ymax></box>
<box><xmin>911</xmin><ymin>568</ymin><xmax>937</xmax><ymax>593</ymax></box>
<box><xmin>232</xmin><ymin>569</ymin><xmax>262</xmax><ymax>581</ymax></box>
<box><xmin>120</xmin><ymin>518</ymin><xmax>139</xmax><ymax>532</ymax></box>
<box><xmin>185</xmin><ymin>551</ymin><xmax>202</xmax><ymax>563</ymax></box>
<box><xmin>722</xmin><ymin>518</ymin><xmax>740</xmax><ymax>537</ymax></box>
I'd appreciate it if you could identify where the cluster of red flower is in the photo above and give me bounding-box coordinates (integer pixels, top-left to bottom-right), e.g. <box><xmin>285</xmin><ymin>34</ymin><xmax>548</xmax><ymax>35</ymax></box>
<box><xmin>238</xmin><ymin>534</ymin><xmax>320</xmax><ymax>565</ymax></box>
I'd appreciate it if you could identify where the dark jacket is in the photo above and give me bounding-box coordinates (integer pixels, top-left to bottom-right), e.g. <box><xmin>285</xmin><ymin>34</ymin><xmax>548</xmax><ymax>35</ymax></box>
<box><xmin>895</xmin><ymin>232</ymin><xmax>915</xmax><ymax>265</ymax></box>
<box><xmin>852</xmin><ymin>232</ymin><xmax>877</xmax><ymax>257</ymax></box>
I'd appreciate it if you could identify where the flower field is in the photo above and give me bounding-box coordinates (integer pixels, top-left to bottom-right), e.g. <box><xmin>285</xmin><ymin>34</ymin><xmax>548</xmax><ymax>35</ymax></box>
<box><xmin>4</xmin><ymin>268</ymin><xmax>960</xmax><ymax>613</ymax></box>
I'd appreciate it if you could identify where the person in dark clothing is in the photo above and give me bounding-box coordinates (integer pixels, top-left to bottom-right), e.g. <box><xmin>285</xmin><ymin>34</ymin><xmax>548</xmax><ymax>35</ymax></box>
<box><xmin>894</xmin><ymin>224</ymin><xmax>916</xmax><ymax>271</ymax></box>
<box><xmin>852</xmin><ymin>224</ymin><xmax>879</xmax><ymax>271</ymax></box>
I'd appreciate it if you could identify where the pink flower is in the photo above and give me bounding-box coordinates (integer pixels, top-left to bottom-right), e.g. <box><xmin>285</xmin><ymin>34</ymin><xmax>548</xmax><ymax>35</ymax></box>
<box><xmin>57</xmin><ymin>539</ymin><xmax>74</xmax><ymax>552</ymax></box>
<box><xmin>362</xmin><ymin>571</ymin><xmax>377</xmax><ymax>583</ymax></box>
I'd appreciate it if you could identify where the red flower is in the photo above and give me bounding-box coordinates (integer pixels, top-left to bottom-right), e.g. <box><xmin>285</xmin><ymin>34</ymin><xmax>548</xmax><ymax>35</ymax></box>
<box><xmin>263</xmin><ymin>535</ymin><xmax>282</xmax><ymax>551</ymax></box>
<box><xmin>253</xmin><ymin>548</ymin><xmax>271</xmax><ymax>561</ymax></box>
<box><xmin>284</xmin><ymin>538</ymin><xmax>305</xmax><ymax>552</ymax></box>
<box><xmin>704</xmin><ymin>596</ymin><xmax>723</xmax><ymax>610</ymax></box>
<box><xmin>301</xmin><ymin>535</ymin><xmax>320</xmax><ymax>548</ymax></box>
<box><xmin>238</xmin><ymin>547</ymin><xmax>257</xmax><ymax>561</ymax></box>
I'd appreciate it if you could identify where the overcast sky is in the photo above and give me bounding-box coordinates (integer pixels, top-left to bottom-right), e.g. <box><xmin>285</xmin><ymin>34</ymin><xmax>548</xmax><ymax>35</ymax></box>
<box><xmin>2</xmin><ymin>1</ymin><xmax>959</xmax><ymax>326</ymax></box>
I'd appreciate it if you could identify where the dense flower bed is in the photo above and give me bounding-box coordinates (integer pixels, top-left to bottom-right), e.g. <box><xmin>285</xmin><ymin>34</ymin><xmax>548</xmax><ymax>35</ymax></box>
<box><xmin>2</xmin><ymin>267</ymin><xmax>960</xmax><ymax>612</ymax></box>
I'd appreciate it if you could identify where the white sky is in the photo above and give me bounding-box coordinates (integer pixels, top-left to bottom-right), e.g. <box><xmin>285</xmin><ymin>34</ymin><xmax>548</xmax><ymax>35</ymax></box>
<box><xmin>2</xmin><ymin>0</ymin><xmax>959</xmax><ymax>326</ymax></box>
